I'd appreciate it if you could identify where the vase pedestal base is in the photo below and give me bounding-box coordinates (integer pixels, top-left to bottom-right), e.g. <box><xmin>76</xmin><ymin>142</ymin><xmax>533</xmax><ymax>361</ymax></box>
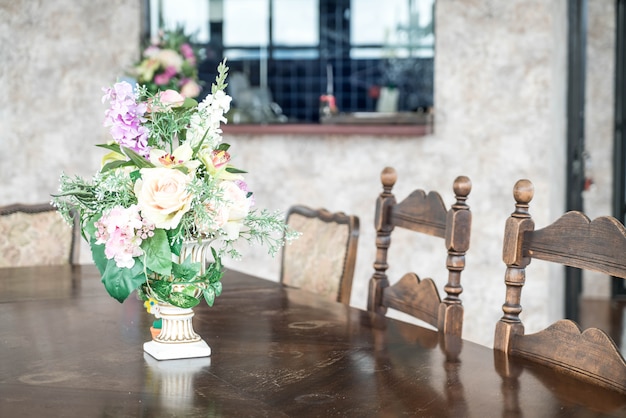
<box><xmin>143</xmin><ymin>339</ymin><xmax>211</xmax><ymax>361</ymax></box>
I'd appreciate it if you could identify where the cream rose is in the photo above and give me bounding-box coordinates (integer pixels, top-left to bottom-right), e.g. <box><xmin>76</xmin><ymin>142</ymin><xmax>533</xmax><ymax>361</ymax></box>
<box><xmin>156</xmin><ymin>49</ymin><xmax>183</xmax><ymax>71</ymax></box>
<box><xmin>180</xmin><ymin>80</ymin><xmax>201</xmax><ymax>98</ymax></box>
<box><xmin>134</xmin><ymin>167</ymin><xmax>193</xmax><ymax>229</ymax></box>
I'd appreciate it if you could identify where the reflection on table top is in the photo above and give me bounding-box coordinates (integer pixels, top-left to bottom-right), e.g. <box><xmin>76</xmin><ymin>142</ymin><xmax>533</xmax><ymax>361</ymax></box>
<box><xmin>1</xmin><ymin>265</ymin><xmax>625</xmax><ymax>417</ymax></box>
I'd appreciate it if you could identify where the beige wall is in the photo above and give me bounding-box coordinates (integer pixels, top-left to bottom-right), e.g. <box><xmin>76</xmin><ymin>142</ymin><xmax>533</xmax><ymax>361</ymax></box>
<box><xmin>0</xmin><ymin>0</ymin><xmax>615</xmax><ymax>347</ymax></box>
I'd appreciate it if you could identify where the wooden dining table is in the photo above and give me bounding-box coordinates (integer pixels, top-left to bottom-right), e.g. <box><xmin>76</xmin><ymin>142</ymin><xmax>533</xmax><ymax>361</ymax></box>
<box><xmin>1</xmin><ymin>264</ymin><xmax>625</xmax><ymax>417</ymax></box>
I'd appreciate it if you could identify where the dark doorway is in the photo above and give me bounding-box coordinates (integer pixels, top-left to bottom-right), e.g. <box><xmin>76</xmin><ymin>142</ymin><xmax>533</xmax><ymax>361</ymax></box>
<box><xmin>613</xmin><ymin>0</ymin><xmax>626</xmax><ymax>298</ymax></box>
<box><xmin>565</xmin><ymin>0</ymin><xmax>588</xmax><ymax>321</ymax></box>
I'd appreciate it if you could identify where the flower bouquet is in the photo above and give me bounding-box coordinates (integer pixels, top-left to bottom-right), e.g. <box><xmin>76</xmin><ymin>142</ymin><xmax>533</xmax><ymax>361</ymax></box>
<box><xmin>131</xmin><ymin>26</ymin><xmax>202</xmax><ymax>98</ymax></box>
<box><xmin>52</xmin><ymin>60</ymin><xmax>296</xmax><ymax>349</ymax></box>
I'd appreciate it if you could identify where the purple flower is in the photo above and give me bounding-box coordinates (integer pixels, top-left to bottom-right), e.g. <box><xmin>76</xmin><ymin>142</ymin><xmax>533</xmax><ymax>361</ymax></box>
<box><xmin>102</xmin><ymin>82</ymin><xmax>151</xmax><ymax>157</ymax></box>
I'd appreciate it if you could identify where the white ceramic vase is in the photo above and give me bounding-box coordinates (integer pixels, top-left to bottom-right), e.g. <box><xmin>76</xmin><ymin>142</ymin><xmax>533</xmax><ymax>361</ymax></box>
<box><xmin>143</xmin><ymin>240</ymin><xmax>214</xmax><ymax>361</ymax></box>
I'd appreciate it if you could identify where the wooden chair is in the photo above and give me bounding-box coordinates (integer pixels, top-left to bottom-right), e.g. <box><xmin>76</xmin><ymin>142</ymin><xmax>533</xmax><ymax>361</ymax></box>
<box><xmin>0</xmin><ymin>202</ymin><xmax>80</xmax><ymax>267</ymax></box>
<box><xmin>280</xmin><ymin>205</ymin><xmax>359</xmax><ymax>304</ymax></box>
<box><xmin>494</xmin><ymin>179</ymin><xmax>626</xmax><ymax>394</ymax></box>
<box><xmin>367</xmin><ymin>167</ymin><xmax>472</xmax><ymax>338</ymax></box>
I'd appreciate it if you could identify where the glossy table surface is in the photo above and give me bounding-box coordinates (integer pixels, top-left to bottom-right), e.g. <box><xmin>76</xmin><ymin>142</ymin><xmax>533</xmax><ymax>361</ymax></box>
<box><xmin>1</xmin><ymin>265</ymin><xmax>625</xmax><ymax>417</ymax></box>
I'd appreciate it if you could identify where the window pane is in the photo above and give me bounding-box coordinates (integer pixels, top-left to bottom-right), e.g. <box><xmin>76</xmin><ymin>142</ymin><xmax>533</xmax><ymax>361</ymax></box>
<box><xmin>224</xmin><ymin>0</ymin><xmax>269</xmax><ymax>46</ymax></box>
<box><xmin>273</xmin><ymin>48</ymin><xmax>318</xmax><ymax>60</ymax></box>
<box><xmin>351</xmin><ymin>0</ymin><xmax>434</xmax><ymax>58</ymax></box>
<box><xmin>152</xmin><ymin>0</ymin><xmax>210</xmax><ymax>43</ymax></box>
<box><xmin>272</xmin><ymin>0</ymin><xmax>318</xmax><ymax>46</ymax></box>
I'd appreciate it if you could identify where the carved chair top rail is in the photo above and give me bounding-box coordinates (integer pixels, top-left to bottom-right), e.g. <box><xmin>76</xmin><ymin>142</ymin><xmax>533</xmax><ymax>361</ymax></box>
<box><xmin>522</xmin><ymin>211</ymin><xmax>626</xmax><ymax>279</ymax></box>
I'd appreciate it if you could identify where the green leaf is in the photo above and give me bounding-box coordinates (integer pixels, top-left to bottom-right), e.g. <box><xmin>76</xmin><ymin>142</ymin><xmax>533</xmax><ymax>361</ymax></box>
<box><xmin>141</xmin><ymin>230</ymin><xmax>172</xmax><ymax>277</ymax></box>
<box><xmin>101</xmin><ymin>160</ymin><xmax>133</xmax><ymax>173</ymax></box>
<box><xmin>172</xmin><ymin>256</ymin><xmax>201</xmax><ymax>281</ymax></box>
<box><xmin>180</xmin><ymin>284</ymin><xmax>198</xmax><ymax>297</ymax></box>
<box><xmin>225</xmin><ymin>166</ymin><xmax>247</xmax><ymax>174</ymax></box>
<box><xmin>181</xmin><ymin>97</ymin><xmax>198</xmax><ymax>108</ymax></box>
<box><xmin>122</xmin><ymin>146</ymin><xmax>155</xmax><ymax>169</ymax></box>
<box><xmin>203</xmin><ymin>287</ymin><xmax>216</xmax><ymax>307</ymax></box>
<box><xmin>150</xmin><ymin>280</ymin><xmax>172</xmax><ymax>301</ymax></box>
<box><xmin>212</xmin><ymin>281</ymin><xmax>222</xmax><ymax>297</ymax></box>
<box><xmin>101</xmin><ymin>258</ymin><xmax>146</xmax><ymax>303</ymax></box>
<box><xmin>96</xmin><ymin>143</ymin><xmax>123</xmax><ymax>153</ymax></box>
<box><xmin>216</xmin><ymin>143</ymin><xmax>231</xmax><ymax>151</ymax></box>
<box><xmin>168</xmin><ymin>292</ymin><xmax>200</xmax><ymax>308</ymax></box>
<box><xmin>90</xmin><ymin>240</ymin><xmax>108</xmax><ymax>276</ymax></box>
<box><xmin>129</xmin><ymin>169</ymin><xmax>141</xmax><ymax>182</ymax></box>
<box><xmin>167</xmin><ymin>228</ymin><xmax>183</xmax><ymax>256</ymax></box>
<box><xmin>84</xmin><ymin>213</ymin><xmax>102</xmax><ymax>243</ymax></box>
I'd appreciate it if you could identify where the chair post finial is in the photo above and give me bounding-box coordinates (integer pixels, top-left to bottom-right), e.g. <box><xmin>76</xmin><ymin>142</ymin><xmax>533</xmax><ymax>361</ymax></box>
<box><xmin>512</xmin><ymin>179</ymin><xmax>534</xmax><ymax>218</ymax></box>
<box><xmin>368</xmin><ymin>167</ymin><xmax>399</xmax><ymax>314</ymax></box>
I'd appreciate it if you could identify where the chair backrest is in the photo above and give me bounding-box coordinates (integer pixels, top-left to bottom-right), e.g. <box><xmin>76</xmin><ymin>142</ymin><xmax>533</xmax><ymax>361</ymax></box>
<box><xmin>280</xmin><ymin>205</ymin><xmax>359</xmax><ymax>304</ymax></box>
<box><xmin>0</xmin><ymin>202</ymin><xmax>80</xmax><ymax>267</ymax></box>
<box><xmin>494</xmin><ymin>179</ymin><xmax>626</xmax><ymax>394</ymax></box>
<box><xmin>367</xmin><ymin>167</ymin><xmax>472</xmax><ymax>338</ymax></box>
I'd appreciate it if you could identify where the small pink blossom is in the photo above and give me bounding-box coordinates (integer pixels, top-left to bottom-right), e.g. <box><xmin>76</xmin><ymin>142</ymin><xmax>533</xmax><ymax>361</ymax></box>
<box><xmin>94</xmin><ymin>205</ymin><xmax>155</xmax><ymax>269</ymax></box>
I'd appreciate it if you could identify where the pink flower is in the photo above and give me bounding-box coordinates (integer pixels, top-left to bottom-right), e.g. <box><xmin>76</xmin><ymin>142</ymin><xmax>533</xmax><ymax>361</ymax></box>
<box><xmin>147</xmin><ymin>90</ymin><xmax>186</xmax><ymax>112</ymax></box>
<box><xmin>94</xmin><ymin>205</ymin><xmax>154</xmax><ymax>269</ymax></box>
<box><xmin>143</xmin><ymin>45</ymin><xmax>160</xmax><ymax>58</ymax></box>
<box><xmin>154</xmin><ymin>71</ymin><xmax>173</xmax><ymax>86</ymax></box>
<box><xmin>180</xmin><ymin>43</ymin><xmax>196</xmax><ymax>63</ymax></box>
<box><xmin>211</xmin><ymin>150</ymin><xmax>230</xmax><ymax>169</ymax></box>
<box><xmin>180</xmin><ymin>79</ymin><xmax>201</xmax><ymax>98</ymax></box>
<box><xmin>157</xmin><ymin>90</ymin><xmax>185</xmax><ymax>107</ymax></box>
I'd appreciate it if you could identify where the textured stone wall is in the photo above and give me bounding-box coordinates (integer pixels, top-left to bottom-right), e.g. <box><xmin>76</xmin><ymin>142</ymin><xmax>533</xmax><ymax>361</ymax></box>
<box><xmin>0</xmin><ymin>1</ymin><xmax>141</xmax><ymax>203</ymax></box>
<box><xmin>0</xmin><ymin>0</ymin><xmax>615</xmax><ymax>347</ymax></box>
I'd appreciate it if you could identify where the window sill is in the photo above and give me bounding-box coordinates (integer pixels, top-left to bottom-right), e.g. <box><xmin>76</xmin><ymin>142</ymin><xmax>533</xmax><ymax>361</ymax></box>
<box><xmin>222</xmin><ymin>122</ymin><xmax>433</xmax><ymax>137</ymax></box>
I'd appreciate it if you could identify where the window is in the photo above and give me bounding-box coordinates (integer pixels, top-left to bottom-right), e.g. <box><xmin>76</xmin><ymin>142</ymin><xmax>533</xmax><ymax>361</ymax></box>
<box><xmin>147</xmin><ymin>0</ymin><xmax>435</xmax><ymax>123</ymax></box>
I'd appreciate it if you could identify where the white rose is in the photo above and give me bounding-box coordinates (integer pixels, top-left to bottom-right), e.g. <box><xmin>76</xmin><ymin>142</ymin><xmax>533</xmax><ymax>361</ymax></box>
<box><xmin>220</xmin><ymin>181</ymin><xmax>251</xmax><ymax>221</ymax></box>
<box><xmin>218</xmin><ymin>181</ymin><xmax>252</xmax><ymax>240</ymax></box>
<box><xmin>134</xmin><ymin>167</ymin><xmax>193</xmax><ymax>229</ymax></box>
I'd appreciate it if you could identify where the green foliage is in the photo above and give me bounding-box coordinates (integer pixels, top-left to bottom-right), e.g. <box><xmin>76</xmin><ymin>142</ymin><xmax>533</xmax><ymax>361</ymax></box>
<box><xmin>168</xmin><ymin>292</ymin><xmax>200</xmax><ymax>309</ymax></box>
<box><xmin>101</xmin><ymin>257</ymin><xmax>146</xmax><ymax>303</ymax></box>
<box><xmin>172</xmin><ymin>256</ymin><xmax>201</xmax><ymax>281</ymax></box>
<box><xmin>141</xmin><ymin>230</ymin><xmax>172</xmax><ymax>277</ymax></box>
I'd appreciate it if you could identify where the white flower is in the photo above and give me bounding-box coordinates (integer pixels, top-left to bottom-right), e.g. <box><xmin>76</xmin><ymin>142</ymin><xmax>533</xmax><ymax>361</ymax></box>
<box><xmin>149</xmin><ymin>143</ymin><xmax>201</xmax><ymax>172</ymax></box>
<box><xmin>218</xmin><ymin>181</ymin><xmax>252</xmax><ymax>241</ymax></box>
<box><xmin>186</xmin><ymin>91</ymin><xmax>233</xmax><ymax>150</ymax></box>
